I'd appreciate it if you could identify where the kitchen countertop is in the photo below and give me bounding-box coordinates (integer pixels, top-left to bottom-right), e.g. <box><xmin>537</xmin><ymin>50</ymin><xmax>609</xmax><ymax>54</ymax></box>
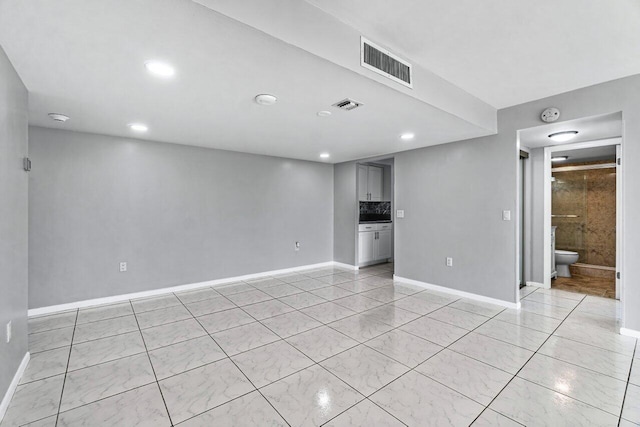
<box><xmin>359</xmin><ymin>220</ymin><xmax>393</xmax><ymax>224</ymax></box>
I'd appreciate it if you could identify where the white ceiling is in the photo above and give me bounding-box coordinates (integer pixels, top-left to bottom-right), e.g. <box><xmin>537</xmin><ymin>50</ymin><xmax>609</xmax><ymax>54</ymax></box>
<box><xmin>305</xmin><ymin>0</ymin><xmax>640</xmax><ymax>108</ymax></box>
<box><xmin>0</xmin><ymin>0</ymin><xmax>637</xmax><ymax>162</ymax></box>
<box><xmin>0</xmin><ymin>0</ymin><xmax>494</xmax><ymax>163</ymax></box>
<box><xmin>519</xmin><ymin>112</ymin><xmax>622</xmax><ymax>150</ymax></box>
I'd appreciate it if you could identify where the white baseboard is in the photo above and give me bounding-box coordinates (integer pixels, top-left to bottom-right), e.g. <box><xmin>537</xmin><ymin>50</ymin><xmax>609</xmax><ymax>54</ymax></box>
<box><xmin>620</xmin><ymin>327</ymin><xmax>640</xmax><ymax>339</ymax></box>
<box><xmin>0</xmin><ymin>352</ymin><xmax>30</xmax><ymax>423</ymax></box>
<box><xmin>393</xmin><ymin>275</ymin><xmax>521</xmax><ymax>310</ymax></box>
<box><xmin>28</xmin><ymin>261</ymin><xmax>350</xmax><ymax>317</ymax></box>
<box><xmin>333</xmin><ymin>262</ymin><xmax>358</xmax><ymax>271</ymax></box>
<box><xmin>526</xmin><ymin>281</ymin><xmax>548</xmax><ymax>289</ymax></box>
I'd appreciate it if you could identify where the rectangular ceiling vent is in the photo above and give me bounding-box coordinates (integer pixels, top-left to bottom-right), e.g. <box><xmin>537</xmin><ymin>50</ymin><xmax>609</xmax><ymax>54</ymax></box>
<box><xmin>332</xmin><ymin>98</ymin><xmax>363</xmax><ymax>111</ymax></box>
<box><xmin>361</xmin><ymin>37</ymin><xmax>412</xmax><ymax>88</ymax></box>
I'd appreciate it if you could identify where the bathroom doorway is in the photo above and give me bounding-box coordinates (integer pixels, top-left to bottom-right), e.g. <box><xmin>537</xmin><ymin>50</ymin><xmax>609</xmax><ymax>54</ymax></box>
<box><xmin>517</xmin><ymin>111</ymin><xmax>624</xmax><ymax>301</ymax></box>
<box><xmin>549</xmin><ymin>144</ymin><xmax>619</xmax><ymax>299</ymax></box>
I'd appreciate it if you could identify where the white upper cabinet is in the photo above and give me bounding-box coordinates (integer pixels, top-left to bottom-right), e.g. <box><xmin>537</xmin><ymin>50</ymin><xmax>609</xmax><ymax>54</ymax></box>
<box><xmin>358</xmin><ymin>164</ymin><xmax>369</xmax><ymax>202</ymax></box>
<box><xmin>358</xmin><ymin>165</ymin><xmax>384</xmax><ymax>201</ymax></box>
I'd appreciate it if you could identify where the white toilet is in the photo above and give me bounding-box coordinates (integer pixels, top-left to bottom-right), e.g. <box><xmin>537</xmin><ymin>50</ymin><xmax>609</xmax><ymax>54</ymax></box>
<box><xmin>555</xmin><ymin>250</ymin><xmax>579</xmax><ymax>277</ymax></box>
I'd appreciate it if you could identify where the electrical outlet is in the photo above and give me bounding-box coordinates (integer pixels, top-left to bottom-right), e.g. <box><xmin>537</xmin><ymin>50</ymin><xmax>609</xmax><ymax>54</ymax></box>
<box><xmin>446</xmin><ymin>257</ymin><xmax>453</xmax><ymax>267</ymax></box>
<box><xmin>396</xmin><ymin>210</ymin><xmax>405</xmax><ymax>218</ymax></box>
<box><xmin>6</xmin><ymin>321</ymin><xmax>11</xmax><ymax>343</ymax></box>
<box><xmin>295</xmin><ymin>242</ymin><xmax>300</xmax><ymax>251</ymax></box>
<box><xmin>119</xmin><ymin>262</ymin><xmax>127</xmax><ymax>272</ymax></box>
<box><xmin>502</xmin><ymin>210</ymin><xmax>511</xmax><ymax>221</ymax></box>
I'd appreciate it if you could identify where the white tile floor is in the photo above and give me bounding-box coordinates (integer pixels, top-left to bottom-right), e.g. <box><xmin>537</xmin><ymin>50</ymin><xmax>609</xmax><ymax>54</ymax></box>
<box><xmin>3</xmin><ymin>263</ymin><xmax>638</xmax><ymax>426</ymax></box>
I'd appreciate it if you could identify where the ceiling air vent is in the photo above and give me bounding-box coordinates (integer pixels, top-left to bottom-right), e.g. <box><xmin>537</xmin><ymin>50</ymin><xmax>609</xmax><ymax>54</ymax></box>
<box><xmin>332</xmin><ymin>98</ymin><xmax>363</xmax><ymax>111</ymax></box>
<box><xmin>361</xmin><ymin>37</ymin><xmax>412</xmax><ymax>88</ymax></box>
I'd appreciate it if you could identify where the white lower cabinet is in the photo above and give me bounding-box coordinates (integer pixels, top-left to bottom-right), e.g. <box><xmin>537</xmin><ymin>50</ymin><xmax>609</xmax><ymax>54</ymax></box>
<box><xmin>358</xmin><ymin>223</ymin><xmax>392</xmax><ymax>265</ymax></box>
<box><xmin>375</xmin><ymin>229</ymin><xmax>392</xmax><ymax>260</ymax></box>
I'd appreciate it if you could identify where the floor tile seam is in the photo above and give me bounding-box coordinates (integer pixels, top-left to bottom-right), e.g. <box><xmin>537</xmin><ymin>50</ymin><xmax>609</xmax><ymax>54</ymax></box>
<box><xmin>473</xmin><ymin>324</ymin><xmax>550</xmax><ymax>352</ymax></box>
<box><xmin>530</xmin><ymin>287</ymin><xmax>587</xmax><ymax>302</ymax></box>
<box><xmin>529</xmin><ymin>351</ymin><xmax>634</xmax><ymax>383</ymax></box>
<box><xmin>359</xmin><ymin>333</ymin><xmax>448</xmax><ymax>371</ymax></box>
<box><xmin>128</xmin><ymin>300</ymin><xmax>175</xmax><ymax>426</ymax></box>
<box><xmin>491</xmin><ymin>316</ymin><xmax>559</xmax><ymax>335</ymax></box>
<box><xmin>64</xmin><ymin>347</ymin><xmax>151</xmax><ymax>376</ymax></box>
<box><xmin>178</xmin><ymin>297</ymin><xmax>293</xmax><ymax>427</ymax></box>
<box><xmin>410</xmin><ymin>366</ymin><xmax>508</xmax><ymax>407</ymax></box>
<box><xmin>27</xmin><ymin>323</ymin><xmax>82</xmax><ymax>336</ymax></box>
<box><xmin>515</xmin><ymin>376</ymin><xmax>624</xmax><ymax>417</ymax></box>
<box><xmin>617</xmin><ymin>341</ymin><xmax>638</xmax><ymax>421</ymax></box>
<box><xmin>444</xmin><ymin>304</ymin><xmax>507</xmax><ymax>319</ymax></box>
<box><xmin>27</xmin><ymin>325</ymin><xmax>76</xmax><ymax>338</ymax></box>
<box><xmin>551</xmin><ymin>332</ymin><xmax>635</xmax><ymax>357</ymax></box>
<box><xmin>522</xmin><ymin>295</ymin><xmax>584</xmax><ymax>309</ymax></box>
<box><xmin>137</xmin><ymin>314</ymin><xmax>200</xmax><ymax>331</ymax></box>
<box><xmin>470</xmin><ymin>292</ymin><xmax>592</xmax><ymax>425</ymax></box>
<box><xmin>53</xmin><ymin>308</ymin><xmax>79</xmax><ymax>427</ymax></box>
<box><xmin>71</xmin><ymin>326</ymin><xmax>144</xmax><ymax>347</ymax></box>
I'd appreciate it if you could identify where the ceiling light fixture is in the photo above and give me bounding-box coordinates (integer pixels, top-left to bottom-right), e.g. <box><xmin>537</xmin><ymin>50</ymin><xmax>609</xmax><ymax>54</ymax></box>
<box><xmin>48</xmin><ymin>113</ymin><xmax>70</xmax><ymax>122</ymax></box>
<box><xmin>320</xmin><ymin>153</ymin><xmax>330</xmax><ymax>159</ymax></box>
<box><xmin>254</xmin><ymin>94</ymin><xmax>277</xmax><ymax>106</ymax></box>
<box><xmin>551</xmin><ymin>156</ymin><xmax>569</xmax><ymax>162</ymax></box>
<box><xmin>128</xmin><ymin>123</ymin><xmax>148</xmax><ymax>132</ymax></box>
<box><xmin>548</xmin><ymin>130</ymin><xmax>578</xmax><ymax>142</ymax></box>
<box><xmin>317</xmin><ymin>111</ymin><xmax>332</xmax><ymax>117</ymax></box>
<box><xmin>144</xmin><ymin>60</ymin><xmax>175</xmax><ymax>78</ymax></box>
<box><xmin>400</xmin><ymin>133</ymin><xmax>415</xmax><ymax>141</ymax></box>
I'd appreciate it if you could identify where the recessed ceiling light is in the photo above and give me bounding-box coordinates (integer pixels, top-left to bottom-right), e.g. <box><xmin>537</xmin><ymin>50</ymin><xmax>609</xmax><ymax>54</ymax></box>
<box><xmin>128</xmin><ymin>123</ymin><xmax>148</xmax><ymax>132</ymax></box>
<box><xmin>551</xmin><ymin>156</ymin><xmax>569</xmax><ymax>162</ymax></box>
<box><xmin>548</xmin><ymin>130</ymin><xmax>578</xmax><ymax>142</ymax></box>
<box><xmin>400</xmin><ymin>133</ymin><xmax>415</xmax><ymax>141</ymax></box>
<box><xmin>48</xmin><ymin>113</ymin><xmax>70</xmax><ymax>122</ymax></box>
<box><xmin>144</xmin><ymin>60</ymin><xmax>175</xmax><ymax>78</ymax></box>
<box><xmin>317</xmin><ymin>111</ymin><xmax>332</xmax><ymax>117</ymax></box>
<box><xmin>254</xmin><ymin>94</ymin><xmax>277</xmax><ymax>106</ymax></box>
<box><xmin>320</xmin><ymin>153</ymin><xmax>330</xmax><ymax>159</ymax></box>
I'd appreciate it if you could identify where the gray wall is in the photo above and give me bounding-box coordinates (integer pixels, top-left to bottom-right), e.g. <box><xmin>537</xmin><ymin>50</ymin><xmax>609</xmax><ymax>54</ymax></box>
<box><xmin>29</xmin><ymin>127</ymin><xmax>334</xmax><ymax>308</ymax></box>
<box><xmin>394</xmin><ymin>133</ymin><xmax>518</xmax><ymax>303</ymax></box>
<box><xmin>333</xmin><ymin>162</ymin><xmax>357</xmax><ymax>266</ymax></box>
<box><xmin>502</xmin><ymin>75</ymin><xmax>640</xmax><ymax>331</ymax></box>
<box><xmin>0</xmin><ymin>47</ymin><xmax>28</xmax><ymax>404</ymax></box>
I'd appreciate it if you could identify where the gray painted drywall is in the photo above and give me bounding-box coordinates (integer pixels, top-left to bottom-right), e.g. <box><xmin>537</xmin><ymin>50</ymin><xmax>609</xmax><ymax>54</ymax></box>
<box><xmin>28</xmin><ymin>127</ymin><xmax>333</xmax><ymax>308</ymax></box>
<box><xmin>333</xmin><ymin>162</ymin><xmax>357</xmax><ymax>266</ymax></box>
<box><xmin>0</xmin><ymin>46</ymin><xmax>28</xmax><ymax>405</ymax></box>
<box><xmin>394</xmin><ymin>132</ymin><xmax>518</xmax><ymax>303</ymax></box>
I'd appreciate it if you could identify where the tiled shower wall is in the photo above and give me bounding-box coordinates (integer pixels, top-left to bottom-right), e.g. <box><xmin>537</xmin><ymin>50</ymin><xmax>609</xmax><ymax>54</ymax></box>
<box><xmin>552</xmin><ymin>164</ymin><xmax>616</xmax><ymax>267</ymax></box>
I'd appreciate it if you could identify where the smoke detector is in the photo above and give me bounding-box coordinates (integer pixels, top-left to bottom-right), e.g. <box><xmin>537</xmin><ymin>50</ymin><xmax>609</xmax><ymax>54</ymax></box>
<box><xmin>254</xmin><ymin>94</ymin><xmax>277</xmax><ymax>106</ymax></box>
<box><xmin>541</xmin><ymin>107</ymin><xmax>560</xmax><ymax>123</ymax></box>
<box><xmin>332</xmin><ymin>98</ymin><xmax>363</xmax><ymax>111</ymax></box>
<box><xmin>48</xmin><ymin>113</ymin><xmax>70</xmax><ymax>122</ymax></box>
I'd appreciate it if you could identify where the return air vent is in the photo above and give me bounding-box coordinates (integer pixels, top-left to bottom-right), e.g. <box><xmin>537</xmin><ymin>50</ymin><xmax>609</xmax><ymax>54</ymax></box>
<box><xmin>361</xmin><ymin>37</ymin><xmax>412</xmax><ymax>88</ymax></box>
<box><xmin>332</xmin><ymin>98</ymin><xmax>363</xmax><ymax>111</ymax></box>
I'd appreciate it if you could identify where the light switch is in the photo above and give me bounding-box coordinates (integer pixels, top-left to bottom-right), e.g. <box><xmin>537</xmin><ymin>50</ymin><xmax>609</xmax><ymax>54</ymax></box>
<box><xmin>396</xmin><ymin>210</ymin><xmax>405</xmax><ymax>218</ymax></box>
<box><xmin>502</xmin><ymin>210</ymin><xmax>511</xmax><ymax>221</ymax></box>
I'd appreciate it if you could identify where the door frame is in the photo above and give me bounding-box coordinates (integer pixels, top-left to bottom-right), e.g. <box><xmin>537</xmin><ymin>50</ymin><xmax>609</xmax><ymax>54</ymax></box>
<box><xmin>542</xmin><ymin>137</ymin><xmax>623</xmax><ymax>299</ymax></box>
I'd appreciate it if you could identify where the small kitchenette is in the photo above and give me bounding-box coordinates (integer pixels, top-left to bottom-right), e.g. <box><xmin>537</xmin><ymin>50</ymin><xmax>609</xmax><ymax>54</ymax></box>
<box><xmin>357</xmin><ymin>160</ymin><xmax>393</xmax><ymax>267</ymax></box>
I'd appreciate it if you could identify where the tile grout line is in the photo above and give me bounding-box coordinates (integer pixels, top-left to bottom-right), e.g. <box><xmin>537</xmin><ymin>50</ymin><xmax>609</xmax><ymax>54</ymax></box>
<box><xmin>172</xmin><ymin>289</ymin><xmax>293</xmax><ymax>427</ymax></box>
<box><xmin>53</xmin><ymin>308</ymin><xmax>79</xmax><ymax>427</ymax></box>
<box><xmin>468</xmin><ymin>288</ymin><xmax>623</xmax><ymax>424</ymax></box>
<box><xmin>617</xmin><ymin>339</ymin><xmax>637</xmax><ymax>426</ymax></box>
<box><xmin>128</xmin><ymin>300</ymin><xmax>175</xmax><ymax>427</ymax></box>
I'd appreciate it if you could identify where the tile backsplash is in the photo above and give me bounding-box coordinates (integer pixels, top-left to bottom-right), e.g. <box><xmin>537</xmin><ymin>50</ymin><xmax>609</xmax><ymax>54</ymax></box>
<box><xmin>359</xmin><ymin>201</ymin><xmax>391</xmax><ymax>222</ymax></box>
